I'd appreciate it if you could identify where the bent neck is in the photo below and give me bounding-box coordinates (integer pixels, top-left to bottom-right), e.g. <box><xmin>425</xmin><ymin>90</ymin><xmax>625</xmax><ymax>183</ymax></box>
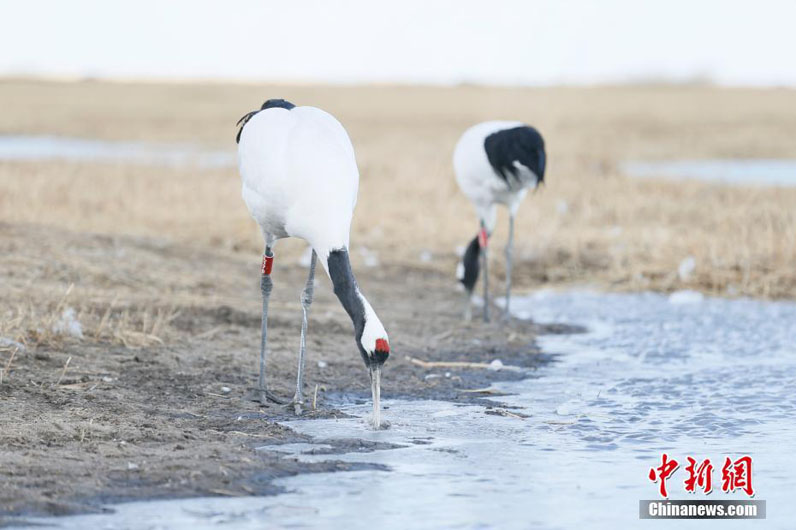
<box><xmin>326</xmin><ymin>248</ymin><xmax>367</xmax><ymax>339</ymax></box>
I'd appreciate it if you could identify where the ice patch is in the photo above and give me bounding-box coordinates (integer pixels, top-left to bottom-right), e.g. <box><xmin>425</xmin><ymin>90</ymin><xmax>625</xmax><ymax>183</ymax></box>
<box><xmin>0</xmin><ymin>135</ymin><xmax>236</xmax><ymax>169</ymax></box>
<box><xmin>52</xmin><ymin>307</ymin><xmax>83</xmax><ymax>338</ymax></box>
<box><xmin>668</xmin><ymin>289</ymin><xmax>704</xmax><ymax>305</ymax></box>
<box><xmin>623</xmin><ymin>158</ymin><xmax>796</xmax><ymax>187</ymax></box>
<box><xmin>0</xmin><ymin>337</ymin><xmax>25</xmax><ymax>351</ymax></box>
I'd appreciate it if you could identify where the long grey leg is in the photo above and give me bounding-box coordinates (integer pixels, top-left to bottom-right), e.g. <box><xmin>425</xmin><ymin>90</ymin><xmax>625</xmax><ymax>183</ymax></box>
<box><xmin>480</xmin><ymin>220</ymin><xmax>489</xmax><ymax>323</ymax></box>
<box><xmin>293</xmin><ymin>250</ymin><xmax>317</xmax><ymax>414</ymax></box>
<box><xmin>258</xmin><ymin>246</ymin><xmax>286</xmax><ymax>405</ymax></box>
<box><xmin>503</xmin><ymin>213</ymin><xmax>515</xmax><ymax>320</ymax></box>
<box><xmin>463</xmin><ymin>291</ymin><xmax>473</xmax><ymax>322</ymax></box>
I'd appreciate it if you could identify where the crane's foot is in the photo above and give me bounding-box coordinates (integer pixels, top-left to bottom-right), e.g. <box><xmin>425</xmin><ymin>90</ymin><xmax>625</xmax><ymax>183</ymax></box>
<box><xmin>251</xmin><ymin>390</ymin><xmax>305</xmax><ymax>414</ymax></box>
<box><xmin>277</xmin><ymin>396</ymin><xmax>305</xmax><ymax>415</ymax></box>
<box><xmin>250</xmin><ymin>387</ymin><xmax>290</xmax><ymax>406</ymax></box>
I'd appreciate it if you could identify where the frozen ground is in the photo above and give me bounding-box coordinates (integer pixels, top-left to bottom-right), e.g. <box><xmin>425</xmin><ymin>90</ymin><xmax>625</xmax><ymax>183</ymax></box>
<box><xmin>0</xmin><ymin>135</ymin><xmax>235</xmax><ymax>168</ymax></box>
<box><xmin>13</xmin><ymin>290</ymin><xmax>796</xmax><ymax>529</ymax></box>
<box><xmin>5</xmin><ymin>136</ymin><xmax>795</xmax><ymax>189</ymax></box>
<box><xmin>623</xmin><ymin>159</ymin><xmax>796</xmax><ymax>186</ymax></box>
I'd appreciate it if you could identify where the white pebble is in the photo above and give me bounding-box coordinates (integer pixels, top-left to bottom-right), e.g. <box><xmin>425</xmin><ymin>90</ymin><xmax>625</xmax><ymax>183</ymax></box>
<box><xmin>317</xmin><ymin>360</ymin><xmax>328</xmax><ymax>368</ymax></box>
<box><xmin>220</xmin><ymin>386</ymin><xmax>231</xmax><ymax>394</ymax></box>
<box><xmin>678</xmin><ymin>256</ymin><xmax>696</xmax><ymax>281</ymax></box>
<box><xmin>488</xmin><ymin>359</ymin><xmax>504</xmax><ymax>371</ymax></box>
<box><xmin>52</xmin><ymin>307</ymin><xmax>83</xmax><ymax>339</ymax></box>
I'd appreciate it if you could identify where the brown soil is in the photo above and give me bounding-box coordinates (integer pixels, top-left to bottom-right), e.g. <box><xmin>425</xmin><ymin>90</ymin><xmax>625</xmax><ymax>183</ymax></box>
<box><xmin>0</xmin><ymin>224</ymin><xmax>576</xmax><ymax>520</ymax></box>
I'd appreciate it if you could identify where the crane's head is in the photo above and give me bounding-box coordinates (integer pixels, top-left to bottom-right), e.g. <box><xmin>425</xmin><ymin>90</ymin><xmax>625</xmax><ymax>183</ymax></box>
<box><xmin>325</xmin><ymin>247</ymin><xmax>389</xmax><ymax>429</ymax></box>
<box><xmin>358</xmin><ymin>316</ymin><xmax>390</xmax><ymax>367</ymax></box>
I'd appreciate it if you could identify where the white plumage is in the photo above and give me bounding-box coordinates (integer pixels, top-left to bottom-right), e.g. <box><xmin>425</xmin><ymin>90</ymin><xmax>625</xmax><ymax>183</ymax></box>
<box><xmin>454</xmin><ymin>120</ymin><xmax>530</xmax><ymax>231</ymax></box>
<box><xmin>237</xmin><ymin>100</ymin><xmax>389</xmax><ymax>428</ymax></box>
<box><xmin>453</xmin><ymin>120</ymin><xmax>547</xmax><ymax>321</ymax></box>
<box><xmin>239</xmin><ymin>105</ymin><xmax>357</xmax><ymax>257</ymax></box>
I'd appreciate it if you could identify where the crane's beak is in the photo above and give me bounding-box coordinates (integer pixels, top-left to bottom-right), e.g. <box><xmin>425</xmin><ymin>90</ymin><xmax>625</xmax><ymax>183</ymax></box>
<box><xmin>369</xmin><ymin>364</ymin><xmax>382</xmax><ymax>430</ymax></box>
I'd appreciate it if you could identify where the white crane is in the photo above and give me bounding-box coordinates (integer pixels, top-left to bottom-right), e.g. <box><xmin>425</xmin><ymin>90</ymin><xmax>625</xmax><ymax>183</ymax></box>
<box><xmin>237</xmin><ymin>99</ymin><xmax>390</xmax><ymax>428</ymax></box>
<box><xmin>453</xmin><ymin>121</ymin><xmax>546</xmax><ymax>322</ymax></box>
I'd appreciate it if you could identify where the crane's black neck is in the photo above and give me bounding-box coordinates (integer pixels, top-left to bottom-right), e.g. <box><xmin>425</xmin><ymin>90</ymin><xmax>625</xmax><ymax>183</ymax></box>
<box><xmin>460</xmin><ymin>235</ymin><xmax>481</xmax><ymax>294</ymax></box>
<box><xmin>327</xmin><ymin>249</ymin><xmax>366</xmax><ymax>341</ymax></box>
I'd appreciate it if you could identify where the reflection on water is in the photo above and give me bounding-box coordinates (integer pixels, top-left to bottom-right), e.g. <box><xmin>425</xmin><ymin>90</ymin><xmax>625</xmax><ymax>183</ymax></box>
<box><xmin>0</xmin><ymin>135</ymin><xmax>236</xmax><ymax>168</ymax></box>
<box><xmin>622</xmin><ymin>159</ymin><xmax>796</xmax><ymax>186</ymax></box>
<box><xmin>15</xmin><ymin>291</ymin><xmax>796</xmax><ymax>529</ymax></box>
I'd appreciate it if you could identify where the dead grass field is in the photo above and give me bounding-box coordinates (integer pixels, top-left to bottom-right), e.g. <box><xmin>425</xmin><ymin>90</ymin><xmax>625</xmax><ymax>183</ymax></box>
<box><xmin>1</xmin><ymin>79</ymin><xmax>796</xmax><ymax>349</ymax></box>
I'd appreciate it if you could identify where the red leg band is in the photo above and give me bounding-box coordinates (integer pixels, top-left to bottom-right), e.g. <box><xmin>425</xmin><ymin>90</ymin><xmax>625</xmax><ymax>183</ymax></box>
<box><xmin>262</xmin><ymin>254</ymin><xmax>274</xmax><ymax>275</ymax></box>
<box><xmin>478</xmin><ymin>228</ymin><xmax>489</xmax><ymax>249</ymax></box>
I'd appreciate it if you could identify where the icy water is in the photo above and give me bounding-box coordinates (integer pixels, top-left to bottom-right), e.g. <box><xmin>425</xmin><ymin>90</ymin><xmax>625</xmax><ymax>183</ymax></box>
<box><xmin>622</xmin><ymin>159</ymin><xmax>796</xmax><ymax>186</ymax></box>
<box><xmin>14</xmin><ymin>291</ymin><xmax>796</xmax><ymax>529</ymax></box>
<box><xmin>0</xmin><ymin>135</ymin><xmax>236</xmax><ymax>168</ymax></box>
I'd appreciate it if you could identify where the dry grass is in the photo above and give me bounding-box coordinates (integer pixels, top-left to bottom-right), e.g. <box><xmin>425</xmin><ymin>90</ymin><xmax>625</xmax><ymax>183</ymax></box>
<box><xmin>0</xmin><ymin>223</ymin><xmax>197</xmax><ymax>352</ymax></box>
<box><xmin>0</xmin><ymin>283</ymin><xmax>178</xmax><ymax>351</ymax></box>
<box><xmin>1</xmin><ymin>78</ymin><xmax>796</xmax><ymax>349</ymax></box>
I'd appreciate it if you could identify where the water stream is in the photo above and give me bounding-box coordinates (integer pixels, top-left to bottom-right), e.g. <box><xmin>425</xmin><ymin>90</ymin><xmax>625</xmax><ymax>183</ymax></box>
<box><xmin>13</xmin><ymin>290</ymin><xmax>796</xmax><ymax>529</ymax></box>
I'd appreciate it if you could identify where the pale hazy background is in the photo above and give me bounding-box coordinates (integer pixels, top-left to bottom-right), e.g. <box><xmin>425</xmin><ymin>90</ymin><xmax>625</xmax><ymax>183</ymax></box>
<box><xmin>1</xmin><ymin>0</ymin><xmax>794</xmax><ymax>86</ymax></box>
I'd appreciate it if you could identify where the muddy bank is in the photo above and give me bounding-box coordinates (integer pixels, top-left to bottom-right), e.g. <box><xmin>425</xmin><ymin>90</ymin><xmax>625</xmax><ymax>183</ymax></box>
<box><xmin>0</xmin><ymin>225</ymin><xmax>578</xmax><ymax>521</ymax></box>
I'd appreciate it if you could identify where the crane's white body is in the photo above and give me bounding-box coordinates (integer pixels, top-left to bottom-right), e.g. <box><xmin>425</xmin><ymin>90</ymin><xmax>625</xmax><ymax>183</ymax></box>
<box><xmin>237</xmin><ymin>104</ymin><xmax>386</xmax><ymax>365</ymax></box>
<box><xmin>453</xmin><ymin>120</ymin><xmax>533</xmax><ymax>231</ymax></box>
<box><xmin>239</xmin><ymin>106</ymin><xmax>358</xmax><ymax>261</ymax></box>
<box><xmin>453</xmin><ymin>120</ymin><xmax>546</xmax><ymax>322</ymax></box>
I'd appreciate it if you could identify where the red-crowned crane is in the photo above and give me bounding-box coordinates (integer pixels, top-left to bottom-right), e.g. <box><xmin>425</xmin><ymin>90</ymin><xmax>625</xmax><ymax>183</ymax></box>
<box><xmin>237</xmin><ymin>99</ymin><xmax>389</xmax><ymax>428</ymax></box>
<box><xmin>454</xmin><ymin>121</ymin><xmax>546</xmax><ymax>322</ymax></box>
